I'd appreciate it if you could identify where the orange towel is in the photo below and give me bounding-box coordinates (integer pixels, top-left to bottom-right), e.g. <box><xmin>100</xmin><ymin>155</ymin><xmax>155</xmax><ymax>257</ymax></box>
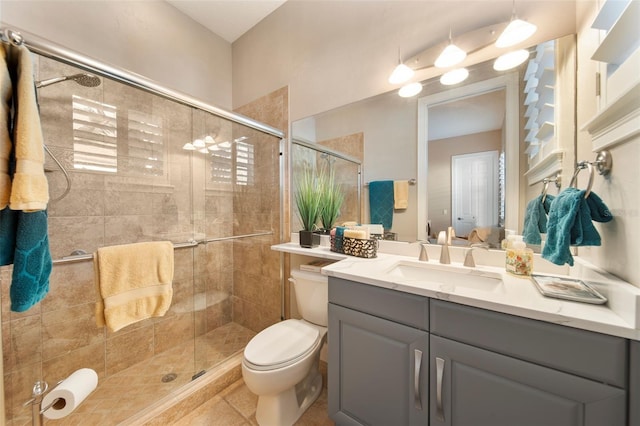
<box><xmin>94</xmin><ymin>241</ymin><xmax>174</xmax><ymax>332</ymax></box>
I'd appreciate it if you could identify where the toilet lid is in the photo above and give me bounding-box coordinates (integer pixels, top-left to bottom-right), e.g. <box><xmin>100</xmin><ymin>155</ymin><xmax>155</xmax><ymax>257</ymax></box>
<box><xmin>244</xmin><ymin>320</ymin><xmax>320</xmax><ymax>368</ymax></box>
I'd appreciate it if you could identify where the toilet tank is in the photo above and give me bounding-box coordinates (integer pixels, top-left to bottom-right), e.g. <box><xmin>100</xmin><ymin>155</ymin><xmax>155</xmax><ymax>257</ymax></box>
<box><xmin>290</xmin><ymin>269</ymin><xmax>328</xmax><ymax>326</ymax></box>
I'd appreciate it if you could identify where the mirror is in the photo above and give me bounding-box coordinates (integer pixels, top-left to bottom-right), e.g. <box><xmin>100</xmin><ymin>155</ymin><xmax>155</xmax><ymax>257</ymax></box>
<box><xmin>290</xmin><ymin>139</ymin><xmax>363</xmax><ymax>233</ymax></box>
<box><xmin>292</xmin><ymin>36</ymin><xmax>575</xmax><ymax>246</ymax></box>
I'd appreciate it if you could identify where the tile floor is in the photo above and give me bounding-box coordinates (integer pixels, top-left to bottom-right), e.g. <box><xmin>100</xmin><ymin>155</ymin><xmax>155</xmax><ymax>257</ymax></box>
<box><xmin>36</xmin><ymin>323</ymin><xmax>256</xmax><ymax>426</ymax></box>
<box><xmin>174</xmin><ymin>378</ymin><xmax>334</xmax><ymax>426</ymax></box>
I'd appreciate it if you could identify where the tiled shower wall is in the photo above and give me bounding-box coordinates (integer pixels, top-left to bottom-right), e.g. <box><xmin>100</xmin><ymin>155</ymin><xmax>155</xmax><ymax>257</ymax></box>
<box><xmin>0</xmin><ymin>54</ymin><xmax>282</xmax><ymax>423</ymax></box>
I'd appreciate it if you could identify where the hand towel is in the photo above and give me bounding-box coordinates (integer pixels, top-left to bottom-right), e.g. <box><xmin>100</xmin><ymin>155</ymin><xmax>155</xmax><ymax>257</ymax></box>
<box><xmin>1</xmin><ymin>46</ymin><xmax>13</xmax><ymax>209</ymax></box>
<box><xmin>3</xmin><ymin>43</ymin><xmax>49</xmax><ymax>211</ymax></box>
<box><xmin>393</xmin><ymin>180</ymin><xmax>409</xmax><ymax>209</ymax></box>
<box><xmin>335</xmin><ymin>226</ymin><xmax>346</xmax><ymax>251</ymax></box>
<box><xmin>94</xmin><ymin>241</ymin><xmax>174</xmax><ymax>333</ymax></box>
<box><xmin>542</xmin><ymin>188</ymin><xmax>611</xmax><ymax>266</ymax></box>
<box><xmin>523</xmin><ymin>194</ymin><xmax>554</xmax><ymax>245</ymax></box>
<box><xmin>8</xmin><ymin>209</ymin><xmax>52</xmax><ymax>312</ymax></box>
<box><xmin>369</xmin><ymin>180</ymin><xmax>394</xmax><ymax>230</ymax></box>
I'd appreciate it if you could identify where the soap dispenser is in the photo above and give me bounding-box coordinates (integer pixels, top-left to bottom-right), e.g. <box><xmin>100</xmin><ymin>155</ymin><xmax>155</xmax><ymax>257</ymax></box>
<box><xmin>505</xmin><ymin>235</ymin><xmax>533</xmax><ymax>276</ymax></box>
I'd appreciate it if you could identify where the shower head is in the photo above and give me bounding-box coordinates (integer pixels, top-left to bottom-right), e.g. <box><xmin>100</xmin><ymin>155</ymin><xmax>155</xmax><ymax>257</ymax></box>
<box><xmin>35</xmin><ymin>73</ymin><xmax>101</xmax><ymax>89</ymax></box>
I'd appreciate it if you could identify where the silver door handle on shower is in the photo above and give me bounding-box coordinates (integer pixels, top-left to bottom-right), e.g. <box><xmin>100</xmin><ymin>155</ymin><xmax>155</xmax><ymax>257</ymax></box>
<box><xmin>414</xmin><ymin>349</ymin><xmax>422</xmax><ymax>410</ymax></box>
<box><xmin>436</xmin><ymin>357</ymin><xmax>445</xmax><ymax>421</ymax></box>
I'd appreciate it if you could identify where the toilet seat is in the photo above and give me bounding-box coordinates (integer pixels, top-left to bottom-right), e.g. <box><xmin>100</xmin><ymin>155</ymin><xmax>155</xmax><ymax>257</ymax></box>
<box><xmin>244</xmin><ymin>320</ymin><xmax>321</xmax><ymax>371</ymax></box>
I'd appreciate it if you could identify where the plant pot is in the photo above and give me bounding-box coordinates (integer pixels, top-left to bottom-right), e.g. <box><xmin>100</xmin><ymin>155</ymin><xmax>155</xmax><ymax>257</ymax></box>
<box><xmin>299</xmin><ymin>230</ymin><xmax>320</xmax><ymax>248</ymax></box>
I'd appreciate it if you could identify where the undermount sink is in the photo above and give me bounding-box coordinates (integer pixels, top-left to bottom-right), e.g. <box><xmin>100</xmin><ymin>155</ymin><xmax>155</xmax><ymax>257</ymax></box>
<box><xmin>386</xmin><ymin>260</ymin><xmax>504</xmax><ymax>292</ymax></box>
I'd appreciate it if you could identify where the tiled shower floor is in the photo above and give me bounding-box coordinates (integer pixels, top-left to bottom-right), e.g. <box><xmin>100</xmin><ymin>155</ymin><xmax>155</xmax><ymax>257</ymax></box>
<box><xmin>40</xmin><ymin>322</ymin><xmax>256</xmax><ymax>425</ymax></box>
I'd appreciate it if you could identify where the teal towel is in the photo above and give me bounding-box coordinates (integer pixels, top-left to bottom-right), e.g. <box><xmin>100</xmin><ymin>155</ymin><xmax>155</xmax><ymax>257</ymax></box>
<box><xmin>542</xmin><ymin>188</ymin><xmax>612</xmax><ymax>266</ymax></box>
<box><xmin>0</xmin><ymin>207</ymin><xmax>52</xmax><ymax>312</ymax></box>
<box><xmin>335</xmin><ymin>226</ymin><xmax>346</xmax><ymax>251</ymax></box>
<box><xmin>523</xmin><ymin>194</ymin><xmax>554</xmax><ymax>245</ymax></box>
<box><xmin>369</xmin><ymin>180</ymin><xmax>394</xmax><ymax>230</ymax></box>
<box><xmin>0</xmin><ymin>207</ymin><xmax>18</xmax><ymax>265</ymax></box>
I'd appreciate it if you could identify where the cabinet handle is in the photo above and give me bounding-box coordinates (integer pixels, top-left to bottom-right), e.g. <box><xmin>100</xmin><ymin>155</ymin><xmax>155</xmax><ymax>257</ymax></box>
<box><xmin>414</xmin><ymin>349</ymin><xmax>423</xmax><ymax>410</ymax></box>
<box><xmin>436</xmin><ymin>357</ymin><xmax>445</xmax><ymax>421</ymax></box>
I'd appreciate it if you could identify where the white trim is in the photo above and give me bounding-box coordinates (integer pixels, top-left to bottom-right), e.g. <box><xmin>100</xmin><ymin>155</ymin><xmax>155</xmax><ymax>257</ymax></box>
<box><xmin>417</xmin><ymin>73</ymin><xmax>519</xmax><ymax>241</ymax></box>
<box><xmin>524</xmin><ymin>149</ymin><xmax>565</xmax><ymax>186</ymax></box>
<box><xmin>584</xmin><ymin>80</ymin><xmax>640</xmax><ymax>151</ymax></box>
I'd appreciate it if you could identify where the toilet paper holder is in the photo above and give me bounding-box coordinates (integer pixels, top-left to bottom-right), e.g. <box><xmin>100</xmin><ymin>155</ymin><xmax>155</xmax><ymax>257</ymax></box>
<box><xmin>23</xmin><ymin>380</ymin><xmax>62</xmax><ymax>426</ymax></box>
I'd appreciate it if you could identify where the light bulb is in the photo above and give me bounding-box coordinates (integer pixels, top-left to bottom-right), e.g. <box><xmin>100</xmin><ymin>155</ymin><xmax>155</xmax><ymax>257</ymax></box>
<box><xmin>440</xmin><ymin>68</ymin><xmax>469</xmax><ymax>85</ymax></box>
<box><xmin>398</xmin><ymin>82</ymin><xmax>423</xmax><ymax>98</ymax></box>
<box><xmin>495</xmin><ymin>18</ymin><xmax>537</xmax><ymax>48</ymax></box>
<box><xmin>434</xmin><ymin>43</ymin><xmax>467</xmax><ymax>68</ymax></box>
<box><xmin>388</xmin><ymin>63</ymin><xmax>415</xmax><ymax>85</ymax></box>
<box><xmin>493</xmin><ymin>49</ymin><xmax>530</xmax><ymax>71</ymax></box>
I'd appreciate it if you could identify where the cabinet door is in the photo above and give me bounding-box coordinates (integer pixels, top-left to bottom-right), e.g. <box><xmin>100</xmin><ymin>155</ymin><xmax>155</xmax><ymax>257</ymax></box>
<box><xmin>430</xmin><ymin>335</ymin><xmax>626</xmax><ymax>426</ymax></box>
<box><xmin>328</xmin><ymin>303</ymin><xmax>429</xmax><ymax>426</ymax></box>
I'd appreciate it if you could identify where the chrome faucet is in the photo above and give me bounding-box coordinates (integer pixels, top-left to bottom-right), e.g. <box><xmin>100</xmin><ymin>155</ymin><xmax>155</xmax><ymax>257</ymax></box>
<box><xmin>419</xmin><ymin>241</ymin><xmax>430</xmax><ymax>261</ymax></box>
<box><xmin>463</xmin><ymin>243</ymin><xmax>489</xmax><ymax>267</ymax></box>
<box><xmin>439</xmin><ymin>228</ymin><xmax>451</xmax><ymax>264</ymax></box>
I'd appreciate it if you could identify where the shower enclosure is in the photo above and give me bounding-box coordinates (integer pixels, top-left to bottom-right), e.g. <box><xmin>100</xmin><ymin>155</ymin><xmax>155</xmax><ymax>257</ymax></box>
<box><xmin>0</xmin><ymin>34</ymin><xmax>283</xmax><ymax>424</ymax></box>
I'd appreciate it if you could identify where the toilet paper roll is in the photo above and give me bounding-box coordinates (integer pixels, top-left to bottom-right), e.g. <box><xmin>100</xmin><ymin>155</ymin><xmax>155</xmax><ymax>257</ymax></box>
<box><xmin>41</xmin><ymin>368</ymin><xmax>98</xmax><ymax>420</ymax></box>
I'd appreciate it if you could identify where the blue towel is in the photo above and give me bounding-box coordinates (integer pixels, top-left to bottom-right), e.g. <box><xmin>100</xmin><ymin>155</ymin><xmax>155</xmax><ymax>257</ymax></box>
<box><xmin>369</xmin><ymin>180</ymin><xmax>394</xmax><ymax>230</ymax></box>
<box><xmin>542</xmin><ymin>188</ymin><xmax>612</xmax><ymax>266</ymax></box>
<box><xmin>335</xmin><ymin>226</ymin><xmax>346</xmax><ymax>251</ymax></box>
<box><xmin>523</xmin><ymin>194</ymin><xmax>554</xmax><ymax>245</ymax></box>
<box><xmin>0</xmin><ymin>207</ymin><xmax>52</xmax><ymax>312</ymax></box>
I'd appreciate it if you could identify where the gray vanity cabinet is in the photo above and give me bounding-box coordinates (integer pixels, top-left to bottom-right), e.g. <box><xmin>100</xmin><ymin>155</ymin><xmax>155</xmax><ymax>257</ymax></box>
<box><xmin>430</xmin><ymin>300</ymin><xmax>628</xmax><ymax>426</ymax></box>
<box><xmin>430</xmin><ymin>334</ymin><xmax>626</xmax><ymax>426</ymax></box>
<box><xmin>328</xmin><ymin>278</ymin><xmax>430</xmax><ymax>426</ymax></box>
<box><xmin>328</xmin><ymin>277</ymin><xmax>630</xmax><ymax>426</ymax></box>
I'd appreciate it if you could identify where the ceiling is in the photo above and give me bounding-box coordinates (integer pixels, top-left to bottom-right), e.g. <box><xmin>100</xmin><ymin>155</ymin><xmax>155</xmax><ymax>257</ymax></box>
<box><xmin>428</xmin><ymin>90</ymin><xmax>506</xmax><ymax>141</ymax></box>
<box><xmin>166</xmin><ymin>0</ymin><xmax>287</xmax><ymax>43</ymax></box>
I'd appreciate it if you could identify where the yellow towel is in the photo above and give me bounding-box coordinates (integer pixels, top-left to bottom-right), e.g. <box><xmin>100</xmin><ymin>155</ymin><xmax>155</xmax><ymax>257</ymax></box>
<box><xmin>2</xmin><ymin>44</ymin><xmax>49</xmax><ymax>211</ymax></box>
<box><xmin>94</xmin><ymin>241</ymin><xmax>174</xmax><ymax>333</ymax></box>
<box><xmin>394</xmin><ymin>180</ymin><xmax>409</xmax><ymax>209</ymax></box>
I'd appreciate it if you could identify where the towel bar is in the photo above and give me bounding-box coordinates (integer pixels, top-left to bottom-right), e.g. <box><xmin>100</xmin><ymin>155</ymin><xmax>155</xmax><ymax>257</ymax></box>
<box><xmin>569</xmin><ymin>150</ymin><xmax>612</xmax><ymax>199</ymax></box>
<box><xmin>540</xmin><ymin>175</ymin><xmax>561</xmax><ymax>203</ymax></box>
<box><xmin>365</xmin><ymin>178</ymin><xmax>416</xmax><ymax>186</ymax></box>
<box><xmin>50</xmin><ymin>231</ymin><xmax>274</xmax><ymax>265</ymax></box>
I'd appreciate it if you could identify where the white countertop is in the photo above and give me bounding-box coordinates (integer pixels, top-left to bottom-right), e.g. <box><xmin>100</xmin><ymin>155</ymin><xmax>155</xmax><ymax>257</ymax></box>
<box><xmin>272</xmin><ymin>242</ymin><xmax>640</xmax><ymax>340</ymax></box>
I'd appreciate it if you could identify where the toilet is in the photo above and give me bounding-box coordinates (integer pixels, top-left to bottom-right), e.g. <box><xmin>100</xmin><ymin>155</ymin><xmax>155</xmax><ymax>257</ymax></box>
<box><xmin>242</xmin><ymin>268</ymin><xmax>328</xmax><ymax>426</ymax></box>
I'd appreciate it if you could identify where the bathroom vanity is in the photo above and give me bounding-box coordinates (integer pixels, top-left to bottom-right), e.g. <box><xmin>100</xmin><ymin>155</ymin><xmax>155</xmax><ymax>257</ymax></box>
<box><xmin>272</xmin><ymin>242</ymin><xmax>640</xmax><ymax>426</ymax></box>
<box><xmin>329</xmin><ymin>277</ymin><xmax>627</xmax><ymax>426</ymax></box>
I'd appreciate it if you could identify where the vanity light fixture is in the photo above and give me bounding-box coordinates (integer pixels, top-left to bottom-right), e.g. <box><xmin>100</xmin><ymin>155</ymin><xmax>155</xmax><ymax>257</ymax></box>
<box><xmin>493</xmin><ymin>49</ymin><xmax>530</xmax><ymax>71</ymax></box>
<box><xmin>182</xmin><ymin>142</ymin><xmax>196</xmax><ymax>150</ymax></box>
<box><xmin>398</xmin><ymin>82</ymin><xmax>423</xmax><ymax>97</ymax></box>
<box><xmin>434</xmin><ymin>29</ymin><xmax>466</xmax><ymax>68</ymax></box>
<box><xmin>204</xmin><ymin>135</ymin><xmax>216</xmax><ymax>144</ymax></box>
<box><xmin>495</xmin><ymin>1</ymin><xmax>537</xmax><ymax>48</ymax></box>
<box><xmin>388</xmin><ymin>48</ymin><xmax>415</xmax><ymax>84</ymax></box>
<box><xmin>440</xmin><ymin>68</ymin><xmax>469</xmax><ymax>85</ymax></box>
<box><xmin>193</xmin><ymin>138</ymin><xmax>205</xmax><ymax>148</ymax></box>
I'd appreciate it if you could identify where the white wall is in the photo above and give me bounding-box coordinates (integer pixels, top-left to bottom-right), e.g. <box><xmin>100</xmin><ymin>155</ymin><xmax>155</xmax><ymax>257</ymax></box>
<box><xmin>574</xmin><ymin>1</ymin><xmax>639</xmax><ymax>287</ymax></box>
<box><xmin>2</xmin><ymin>0</ymin><xmax>233</xmax><ymax>108</ymax></box>
<box><xmin>232</xmin><ymin>0</ymin><xmax>577</xmax><ymax>121</ymax></box>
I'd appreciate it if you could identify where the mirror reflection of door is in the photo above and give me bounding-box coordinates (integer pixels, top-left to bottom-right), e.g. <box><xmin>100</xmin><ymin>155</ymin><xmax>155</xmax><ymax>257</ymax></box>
<box><xmin>451</xmin><ymin>151</ymin><xmax>499</xmax><ymax>237</ymax></box>
<box><xmin>425</xmin><ymin>88</ymin><xmax>506</xmax><ymax>239</ymax></box>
